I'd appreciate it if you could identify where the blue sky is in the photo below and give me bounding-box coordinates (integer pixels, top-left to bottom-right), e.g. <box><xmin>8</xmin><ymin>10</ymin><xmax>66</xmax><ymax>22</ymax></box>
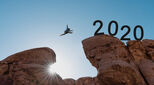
<box><xmin>0</xmin><ymin>0</ymin><xmax>154</xmax><ymax>79</ymax></box>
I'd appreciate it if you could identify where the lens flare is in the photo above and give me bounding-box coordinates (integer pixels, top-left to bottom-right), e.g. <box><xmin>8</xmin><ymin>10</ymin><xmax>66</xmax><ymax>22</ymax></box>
<box><xmin>47</xmin><ymin>63</ymin><xmax>57</xmax><ymax>75</ymax></box>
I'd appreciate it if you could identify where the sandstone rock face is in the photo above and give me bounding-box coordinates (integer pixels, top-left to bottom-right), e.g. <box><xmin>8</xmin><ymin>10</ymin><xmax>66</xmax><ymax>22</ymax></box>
<box><xmin>82</xmin><ymin>35</ymin><xmax>146</xmax><ymax>85</ymax></box>
<box><xmin>142</xmin><ymin>39</ymin><xmax>154</xmax><ymax>61</ymax></box>
<box><xmin>0</xmin><ymin>47</ymin><xmax>63</xmax><ymax>85</ymax></box>
<box><xmin>0</xmin><ymin>75</ymin><xmax>13</xmax><ymax>85</ymax></box>
<box><xmin>1</xmin><ymin>47</ymin><xmax>56</xmax><ymax>65</ymax></box>
<box><xmin>139</xmin><ymin>59</ymin><xmax>154</xmax><ymax>85</ymax></box>
<box><xmin>64</xmin><ymin>78</ymin><xmax>75</xmax><ymax>85</ymax></box>
<box><xmin>0</xmin><ymin>35</ymin><xmax>154</xmax><ymax>85</ymax></box>
<box><xmin>127</xmin><ymin>39</ymin><xmax>154</xmax><ymax>85</ymax></box>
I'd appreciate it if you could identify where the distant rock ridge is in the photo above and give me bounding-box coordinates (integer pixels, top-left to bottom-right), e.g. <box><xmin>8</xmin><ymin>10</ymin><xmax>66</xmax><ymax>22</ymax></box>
<box><xmin>0</xmin><ymin>34</ymin><xmax>154</xmax><ymax>85</ymax></box>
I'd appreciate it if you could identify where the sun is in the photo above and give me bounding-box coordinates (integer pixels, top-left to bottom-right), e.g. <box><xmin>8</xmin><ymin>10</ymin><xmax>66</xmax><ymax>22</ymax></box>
<box><xmin>47</xmin><ymin>63</ymin><xmax>57</xmax><ymax>75</ymax></box>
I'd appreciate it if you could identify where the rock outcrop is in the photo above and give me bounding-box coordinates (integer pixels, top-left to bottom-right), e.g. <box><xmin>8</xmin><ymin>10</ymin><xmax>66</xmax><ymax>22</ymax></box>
<box><xmin>0</xmin><ymin>35</ymin><xmax>154</xmax><ymax>85</ymax></box>
<box><xmin>0</xmin><ymin>47</ymin><xmax>63</xmax><ymax>85</ymax></box>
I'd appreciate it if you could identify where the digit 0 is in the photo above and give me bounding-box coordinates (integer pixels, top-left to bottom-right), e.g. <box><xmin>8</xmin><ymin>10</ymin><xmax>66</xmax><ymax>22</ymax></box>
<box><xmin>134</xmin><ymin>25</ymin><xmax>144</xmax><ymax>40</ymax></box>
<box><xmin>108</xmin><ymin>20</ymin><xmax>118</xmax><ymax>36</ymax></box>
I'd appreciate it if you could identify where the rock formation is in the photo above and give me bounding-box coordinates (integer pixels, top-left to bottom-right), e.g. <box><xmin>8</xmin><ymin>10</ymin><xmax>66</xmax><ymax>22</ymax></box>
<box><xmin>0</xmin><ymin>35</ymin><xmax>154</xmax><ymax>85</ymax></box>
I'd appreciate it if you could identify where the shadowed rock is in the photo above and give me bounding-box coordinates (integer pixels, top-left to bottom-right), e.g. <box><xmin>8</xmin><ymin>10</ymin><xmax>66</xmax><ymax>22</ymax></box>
<box><xmin>0</xmin><ymin>75</ymin><xmax>13</xmax><ymax>85</ymax></box>
<box><xmin>0</xmin><ymin>47</ymin><xmax>63</xmax><ymax>85</ymax></box>
<box><xmin>139</xmin><ymin>59</ymin><xmax>154</xmax><ymax>85</ymax></box>
<box><xmin>0</xmin><ymin>35</ymin><xmax>154</xmax><ymax>85</ymax></box>
<box><xmin>127</xmin><ymin>40</ymin><xmax>154</xmax><ymax>85</ymax></box>
<box><xmin>1</xmin><ymin>47</ymin><xmax>56</xmax><ymax>65</ymax></box>
<box><xmin>82</xmin><ymin>35</ymin><xmax>146</xmax><ymax>85</ymax></box>
<box><xmin>142</xmin><ymin>39</ymin><xmax>154</xmax><ymax>61</ymax></box>
<box><xmin>64</xmin><ymin>78</ymin><xmax>75</xmax><ymax>85</ymax></box>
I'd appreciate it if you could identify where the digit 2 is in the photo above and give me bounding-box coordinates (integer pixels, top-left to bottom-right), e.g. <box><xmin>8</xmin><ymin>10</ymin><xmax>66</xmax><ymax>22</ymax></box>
<box><xmin>120</xmin><ymin>25</ymin><xmax>131</xmax><ymax>40</ymax></box>
<box><xmin>93</xmin><ymin>20</ymin><xmax>104</xmax><ymax>36</ymax></box>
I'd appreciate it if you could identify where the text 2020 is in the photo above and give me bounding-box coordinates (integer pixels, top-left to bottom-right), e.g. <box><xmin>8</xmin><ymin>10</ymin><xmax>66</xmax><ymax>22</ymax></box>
<box><xmin>93</xmin><ymin>20</ymin><xmax>144</xmax><ymax>40</ymax></box>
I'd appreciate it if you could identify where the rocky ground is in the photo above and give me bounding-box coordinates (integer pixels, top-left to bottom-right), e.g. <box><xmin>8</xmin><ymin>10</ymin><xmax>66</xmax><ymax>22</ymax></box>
<box><xmin>0</xmin><ymin>35</ymin><xmax>154</xmax><ymax>85</ymax></box>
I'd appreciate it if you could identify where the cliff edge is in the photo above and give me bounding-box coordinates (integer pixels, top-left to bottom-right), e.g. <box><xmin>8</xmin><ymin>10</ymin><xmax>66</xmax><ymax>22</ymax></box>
<box><xmin>0</xmin><ymin>35</ymin><xmax>154</xmax><ymax>85</ymax></box>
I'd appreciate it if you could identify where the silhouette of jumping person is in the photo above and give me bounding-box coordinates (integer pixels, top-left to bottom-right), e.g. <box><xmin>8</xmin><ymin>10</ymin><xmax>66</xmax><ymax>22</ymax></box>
<box><xmin>60</xmin><ymin>25</ymin><xmax>73</xmax><ymax>36</ymax></box>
